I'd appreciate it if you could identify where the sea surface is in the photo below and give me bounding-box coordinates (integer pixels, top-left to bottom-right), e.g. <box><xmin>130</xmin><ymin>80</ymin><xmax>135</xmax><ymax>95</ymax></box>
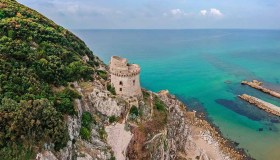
<box><xmin>73</xmin><ymin>29</ymin><xmax>280</xmax><ymax>160</ymax></box>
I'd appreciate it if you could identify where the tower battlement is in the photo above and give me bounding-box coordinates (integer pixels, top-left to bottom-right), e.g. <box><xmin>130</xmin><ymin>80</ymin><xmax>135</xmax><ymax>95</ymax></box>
<box><xmin>109</xmin><ymin>56</ymin><xmax>142</xmax><ymax>97</ymax></box>
<box><xmin>109</xmin><ymin>56</ymin><xmax>140</xmax><ymax>76</ymax></box>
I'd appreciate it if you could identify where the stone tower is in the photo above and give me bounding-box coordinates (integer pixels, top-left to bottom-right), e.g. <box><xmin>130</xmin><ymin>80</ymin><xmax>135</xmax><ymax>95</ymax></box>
<box><xmin>109</xmin><ymin>56</ymin><xmax>142</xmax><ymax>97</ymax></box>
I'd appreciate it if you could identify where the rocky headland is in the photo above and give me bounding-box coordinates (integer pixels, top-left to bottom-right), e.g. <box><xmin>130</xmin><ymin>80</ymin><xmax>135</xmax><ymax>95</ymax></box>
<box><xmin>0</xmin><ymin>1</ymin><xmax>251</xmax><ymax>159</ymax></box>
<box><xmin>37</xmin><ymin>73</ymin><xmax>251</xmax><ymax>160</ymax></box>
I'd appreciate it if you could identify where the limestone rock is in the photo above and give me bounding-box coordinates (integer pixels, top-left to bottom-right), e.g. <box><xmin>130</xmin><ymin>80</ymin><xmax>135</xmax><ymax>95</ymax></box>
<box><xmin>89</xmin><ymin>88</ymin><xmax>126</xmax><ymax>117</ymax></box>
<box><xmin>75</xmin><ymin>139</ymin><xmax>112</xmax><ymax>160</ymax></box>
<box><xmin>58</xmin><ymin>141</ymin><xmax>73</xmax><ymax>160</ymax></box>
<box><xmin>67</xmin><ymin>115</ymin><xmax>80</xmax><ymax>140</ymax></box>
<box><xmin>77</xmin><ymin>153</ymin><xmax>92</xmax><ymax>160</ymax></box>
<box><xmin>36</xmin><ymin>151</ymin><xmax>58</xmax><ymax>160</ymax></box>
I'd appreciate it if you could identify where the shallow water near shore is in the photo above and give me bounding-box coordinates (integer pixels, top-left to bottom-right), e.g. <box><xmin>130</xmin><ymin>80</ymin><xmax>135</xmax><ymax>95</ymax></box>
<box><xmin>74</xmin><ymin>29</ymin><xmax>280</xmax><ymax>160</ymax></box>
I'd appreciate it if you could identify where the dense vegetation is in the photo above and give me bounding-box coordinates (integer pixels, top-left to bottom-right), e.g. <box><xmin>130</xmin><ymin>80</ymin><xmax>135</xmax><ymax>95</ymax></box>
<box><xmin>0</xmin><ymin>0</ymin><xmax>100</xmax><ymax>155</ymax></box>
<box><xmin>107</xmin><ymin>84</ymin><xmax>116</xmax><ymax>95</ymax></box>
<box><xmin>109</xmin><ymin>115</ymin><xmax>117</xmax><ymax>123</ymax></box>
<box><xmin>154</xmin><ymin>96</ymin><xmax>166</xmax><ymax>112</ymax></box>
<box><xmin>130</xmin><ymin>105</ymin><xmax>139</xmax><ymax>117</ymax></box>
<box><xmin>80</xmin><ymin>112</ymin><xmax>94</xmax><ymax>141</ymax></box>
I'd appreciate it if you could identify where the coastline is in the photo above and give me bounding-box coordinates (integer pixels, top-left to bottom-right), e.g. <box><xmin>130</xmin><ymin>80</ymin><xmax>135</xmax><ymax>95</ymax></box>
<box><xmin>75</xmin><ymin>29</ymin><xmax>280</xmax><ymax>160</ymax></box>
<box><xmin>3</xmin><ymin>1</ymin><xmax>280</xmax><ymax>159</ymax></box>
<box><xmin>157</xmin><ymin>90</ymin><xmax>252</xmax><ymax>160</ymax></box>
<box><xmin>185</xmin><ymin>101</ymin><xmax>252</xmax><ymax>158</ymax></box>
<box><xmin>193</xmin><ymin>111</ymin><xmax>253</xmax><ymax>159</ymax></box>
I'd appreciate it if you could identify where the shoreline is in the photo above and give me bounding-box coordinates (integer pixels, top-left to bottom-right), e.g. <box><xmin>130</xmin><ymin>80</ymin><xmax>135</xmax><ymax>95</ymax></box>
<box><xmin>195</xmin><ymin>112</ymin><xmax>253</xmax><ymax>159</ymax></box>
<box><xmin>175</xmin><ymin>96</ymin><xmax>253</xmax><ymax>159</ymax></box>
<box><xmin>158</xmin><ymin>90</ymin><xmax>253</xmax><ymax>160</ymax></box>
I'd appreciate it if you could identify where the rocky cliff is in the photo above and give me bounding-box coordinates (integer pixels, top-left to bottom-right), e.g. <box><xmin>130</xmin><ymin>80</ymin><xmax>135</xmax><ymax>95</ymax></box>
<box><xmin>37</xmin><ymin>77</ymin><xmax>250</xmax><ymax>160</ymax></box>
<box><xmin>126</xmin><ymin>90</ymin><xmax>249</xmax><ymax>160</ymax></box>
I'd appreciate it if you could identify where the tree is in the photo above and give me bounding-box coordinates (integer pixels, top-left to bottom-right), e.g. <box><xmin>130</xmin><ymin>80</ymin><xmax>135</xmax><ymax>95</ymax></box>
<box><xmin>0</xmin><ymin>98</ymin><xmax>69</xmax><ymax>150</ymax></box>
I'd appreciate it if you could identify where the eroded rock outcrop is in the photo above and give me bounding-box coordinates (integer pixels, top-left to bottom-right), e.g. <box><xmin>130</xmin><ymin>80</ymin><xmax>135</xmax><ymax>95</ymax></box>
<box><xmin>157</xmin><ymin>90</ymin><xmax>247</xmax><ymax>160</ymax></box>
<box><xmin>36</xmin><ymin>81</ymin><xmax>117</xmax><ymax>160</ymax></box>
<box><xmin>36</xmin><ymin>151</ymin><xmax>58</xmax><ymax>160</ymax></box>
<box><xmin>37</xmin><ymin>76</ymin><xmax>250</xmax><ymax>160</ymax></box>
<box><xmin>89</xmin><ymin>88</ymin><xmax>127</xmax><ymax>117</ymax></box>
<box><xmin>126</xmin><ymin>90</ymin><xmax>248</xmax><ymax>160</ymax></box>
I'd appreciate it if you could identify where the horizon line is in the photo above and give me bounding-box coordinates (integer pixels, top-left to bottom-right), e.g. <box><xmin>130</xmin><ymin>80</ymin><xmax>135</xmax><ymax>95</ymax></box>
<box><xmin>72</xmin><ymin>28</ymin><xmax>280</xmax><ymax>31</ymax></box>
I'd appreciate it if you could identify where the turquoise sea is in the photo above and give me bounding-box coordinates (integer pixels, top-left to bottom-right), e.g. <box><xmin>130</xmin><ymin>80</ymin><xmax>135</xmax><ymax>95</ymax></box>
<box><xmin>74</xmin><ymin>29</ymin><xmax>280</xmax><ymax>160</ymax></box>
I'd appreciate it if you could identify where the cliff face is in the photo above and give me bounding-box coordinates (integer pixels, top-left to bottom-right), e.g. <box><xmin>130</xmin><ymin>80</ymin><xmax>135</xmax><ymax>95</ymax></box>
<box><xmin>37</xmin><ymin>79</ymin><xmax>117</xmax><ymax>159</ymax></box>
<box><xmin>37</xmin><ymin>77</ymin><xmax>248</xmax><ymax>160</ymax></box>
<box><xmin>126</xmin><ymin>91</ymin><xmax>248</xmax><ymax>160</ymax></box>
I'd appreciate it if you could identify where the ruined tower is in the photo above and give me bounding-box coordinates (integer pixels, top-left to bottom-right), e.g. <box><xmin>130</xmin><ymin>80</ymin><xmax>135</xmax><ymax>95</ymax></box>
<box><xmin>109</xmin><ymin>56</ymin><xmax>142</xmax><ymax>97</ymax></box>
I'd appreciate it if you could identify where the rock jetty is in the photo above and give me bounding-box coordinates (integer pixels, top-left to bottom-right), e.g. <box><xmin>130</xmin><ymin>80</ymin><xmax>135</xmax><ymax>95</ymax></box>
<box><xmin>241</xmin><ymin>80</ymin><xmax>280</xmax><ymax>99</ymax></box>
<box><xmin>239</xmin><ymin>94</ymin><xmax>280</xmax><ymax>117</ymax></box>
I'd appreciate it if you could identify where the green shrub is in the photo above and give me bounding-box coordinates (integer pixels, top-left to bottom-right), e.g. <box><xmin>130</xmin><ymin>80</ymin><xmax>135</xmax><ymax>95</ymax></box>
<box><xmin>143</xmin><ymin>91</ymin><xmax>150</xmax><ymax>99</ymax></box>
<box><xmin>7</xmin><ymin>30</ymin><xmax>14</xmax><ymax>38</ymax></box>
<box><xmin>93</xmin><ymin>61</ymin><xmax>100</xmax><ymax>67</ymax></box>
<box><xmin>97</xmin><ymin>70</ymin><xmax>107</xmax><ymax>80</ymax></box>
<box><xmin>80</xmin><ymin>127</ymin><xmax>91</xmax><ymax>140</ymax></box>
<box><xmin>66</xmin><ymin>61</ymin><xmax>94</xmax><ymax>81</ymax></box>
<box><xmin>0</xmin><ymin>145</ymin><xmax>35</xmax><ymax>160</ymax></box>
<box><xmin>109</xmin><ymin>115</ymin><xmax>117</xmax><ymax>123</ymax></box>
<box><xmin>110</xmin><ymin>156</ymin><xmax>116</xmax><ymax>160</ymax></box>
<box><xmin>0</xmin><ymin>98</ymin><xmax>69</xmax><ymax>151</ymax></box>
<box><xmin>63</xmin><ymin>88</ymin><xmax>82</xmax><ymax>99</ymax></box>
<box><xmin>81</xmin><ymin>112</ymin><xmax>93</xmax><ymax>129</ymax></box>
<box><xmin>155</xmin><ymin>96</ymin><xmax>166</xmax><ymax>111</ymax></box>
<box><xmin>87</xmin><ymin>60</ymin><xmax>99</xmax><ymax>67</ymax></box>
<box><xmin>80</xmin><ymin>112</ymin><xmax>95</xmax><ymax>141</ymax></box>
<box><xmin>0</xmin><ymin>11</ymin><xmax>4</xmax><ymax>19</ymax></box>
<box><xmin>98</xmin><ymin>127</ymin><xmax>107</xmax><ymax>140</ymax></box>
<box><xmin>54</xmin><ymin>88</ymin><xmax>81</xmax><ymax>115</ymax></box>
<box><xmin>107</xmin><ymin>84</ymin><xmax>116</xmax><ymax>95</ymax></box>
<box><xmin>130</xmin><ymin>106</ymin><xmax>139</xmax><ymax>116</ymax></box>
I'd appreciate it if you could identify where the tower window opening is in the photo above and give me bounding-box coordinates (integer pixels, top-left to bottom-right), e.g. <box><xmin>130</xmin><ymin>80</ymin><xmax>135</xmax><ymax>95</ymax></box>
<box><xmin>120</xmin><ymin>88</ymin><xmax>122</xmax><ymax>91</ymax></box>
<box><xmin>119</xmin><ymin>81</ymin><xmax>123</xmax><ymax>86</ymax></box>
<box><xmin>133</xmin><ymin>80</ymin><xmax>135</xmax><ymax>85</ymax></box>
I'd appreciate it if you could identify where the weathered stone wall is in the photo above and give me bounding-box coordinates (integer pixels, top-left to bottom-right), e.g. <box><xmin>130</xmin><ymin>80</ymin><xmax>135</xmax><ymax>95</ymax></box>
<box><xmin>111</xmin><ymin>73</ymin><xmax>142</xmax><ymax>97</ymax></box>
<box><xmin>109</xmin><ymin>56</ymin><xmax>128</xmax><ymax>72</ymax></box>
<box><xmin>109</xmin><ymin>56</ymin><xmax>142</xmax><ymax>97</ymax></box>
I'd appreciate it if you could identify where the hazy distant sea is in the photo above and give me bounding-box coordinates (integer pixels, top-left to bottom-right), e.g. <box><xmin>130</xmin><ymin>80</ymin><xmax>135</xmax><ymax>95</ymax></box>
<box><xmin>73</xmin><ymin>29</ymin><xmax>280</xmax><ymax>160</ymax></box>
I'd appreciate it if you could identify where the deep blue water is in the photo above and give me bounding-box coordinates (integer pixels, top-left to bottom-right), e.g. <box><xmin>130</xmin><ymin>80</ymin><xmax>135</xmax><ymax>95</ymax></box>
<box><xmin>73</xmin><ymin>29</ymin><xmax>280</xmax><ymax>160</ymax></box>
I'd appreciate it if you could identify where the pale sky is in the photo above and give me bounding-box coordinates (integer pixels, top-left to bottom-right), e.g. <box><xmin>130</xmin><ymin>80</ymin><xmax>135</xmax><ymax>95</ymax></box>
<box><xmin>18</xmin><ymin>0</ymin><xmax>280</xmax><ymax>29</ymax></box>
